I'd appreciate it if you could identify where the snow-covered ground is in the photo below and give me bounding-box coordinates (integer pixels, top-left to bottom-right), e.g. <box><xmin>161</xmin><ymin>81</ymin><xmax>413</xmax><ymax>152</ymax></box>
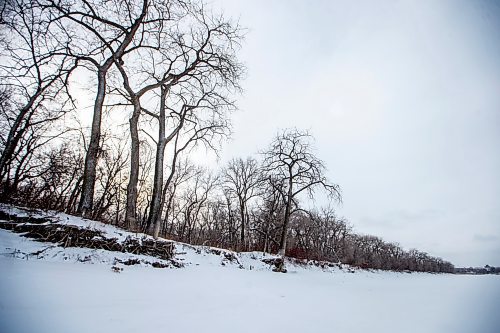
<box><xmin>1</xmin><ymin>206</ymin><xmax>499</xmax><ymax>333</ymax></box>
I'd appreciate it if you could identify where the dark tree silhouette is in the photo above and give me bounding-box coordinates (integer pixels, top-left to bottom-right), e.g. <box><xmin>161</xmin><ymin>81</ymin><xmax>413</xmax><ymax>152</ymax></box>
<box><xmin>262</xmin><ymin>129</ymin><xmax>341</xmax><ymax>271</ymax></box>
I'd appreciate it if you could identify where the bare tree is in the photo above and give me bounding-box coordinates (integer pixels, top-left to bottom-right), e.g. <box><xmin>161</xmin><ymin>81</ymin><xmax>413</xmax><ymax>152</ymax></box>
<box><xmin>146</xmin><ymin>88</ymin><xmax>233</xmax><ymax>238</ymax></box>
<box><xmin>111</xmin><ymin>1</ymin><xmax>244</xmax><ymax>231</ymax></box>
<box><xmin>160</xmin><ymin>158</ymin><xmax>195</xmax><ymax>237</ymax></box>
<box><xmin>0</xmin><ymin>0</ymin><xmax>77</xmax><ymax>195</ymax></box>
<box><xmin>91</xmin><ymin>134</ymin><xmax>129</xmax><ymax>220</ymax></box>
<box><xmin>262</xmin><ymin>129</ymin><xmax>341</xmax><ymax>271</ymax></box>
<box><xmin>221</xmin><ymin>157</ymin><xmax>262</xmax><ymax>250</ymax></box>
<box><xmin>179</xmin><ymin>169</ymin><xmax>217</xmax><ymax>243</ymax></box>
<box><xmin>42</xmin><ymin>0</ymin><xmax>149</xmax><ymax>217</ymax></box>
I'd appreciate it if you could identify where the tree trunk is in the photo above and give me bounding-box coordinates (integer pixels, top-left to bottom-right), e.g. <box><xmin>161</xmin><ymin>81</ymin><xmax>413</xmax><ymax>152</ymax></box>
<box><xmin>66</xmin><ymin>176</ymin><xmax>83</xmax><ymax>214</ymax></box>
<box><xmin>278</xmin><ymin>179</ymin><xmax>294</xmax><ymax>257</ymax></box>
<box><xmin>148</xmin><ymin>87</ymin><xmax>167</xmax><ymax>238</ymax></box>
<box><xmin>239</xmin><ymin>200</ymin><xmax>246</xmax><ymax>251</ymax></box>
<box><xmin>274</xmin><ymin>181</ymin><xmax>293</xmax><ymax>273</ymax></box>
<box><xmin>77</xmin><ymin>1</ymin><xmax>148</xmax><ymax>219</ymax></box>
<box><xmin>125</xmin><ymin>101</ymin><xmax>141</xmax><ymax>231</ymax></box>
<box><xmin>0</xmin><ymin>90</ymin><xmax>41</xmax><ymax>186</ymax></box>
<box><xmin>78</xmin><ymin>69</ymin><xmax>106</xmax><ymax>217</ymax></box>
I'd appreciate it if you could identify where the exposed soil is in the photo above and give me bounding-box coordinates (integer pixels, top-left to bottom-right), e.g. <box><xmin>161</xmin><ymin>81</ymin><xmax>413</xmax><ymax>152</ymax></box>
<box><xmin>0</xmin><ymin>210</ymin><xmax>176</xmax><ymax>264</ymax></box>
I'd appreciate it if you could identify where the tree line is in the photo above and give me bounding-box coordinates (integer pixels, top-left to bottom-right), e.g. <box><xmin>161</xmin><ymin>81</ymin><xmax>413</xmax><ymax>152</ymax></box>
<box><xmin>0</xmin><ymin>0</ymin><xmax>454</xmax><ymax>273</ymax></box>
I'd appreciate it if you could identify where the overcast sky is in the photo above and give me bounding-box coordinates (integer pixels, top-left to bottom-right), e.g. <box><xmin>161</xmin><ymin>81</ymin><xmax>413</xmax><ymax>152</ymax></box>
<box><xmin>206</xmin><ymin>0</ymin><xmax>500</xmax><ymax>267</ymax></box>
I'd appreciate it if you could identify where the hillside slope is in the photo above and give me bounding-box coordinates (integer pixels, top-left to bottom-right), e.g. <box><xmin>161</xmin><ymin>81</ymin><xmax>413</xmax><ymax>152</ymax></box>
<box><xmin>0</xmin><ymin>204</ymin><xmax>352</xmax><ymax>273</ymax></box>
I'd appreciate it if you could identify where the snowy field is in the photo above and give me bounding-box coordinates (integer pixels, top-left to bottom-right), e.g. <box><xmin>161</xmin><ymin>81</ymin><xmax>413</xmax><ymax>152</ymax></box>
<box><xmin>1</xmin><ymin>207</ymin><xmax>499</xmax><ymax>333</ymax></box>
<box><xmin>1</xmin><ymin>256</ymin><xmax>499</xmax><ymax>333</ymax></box>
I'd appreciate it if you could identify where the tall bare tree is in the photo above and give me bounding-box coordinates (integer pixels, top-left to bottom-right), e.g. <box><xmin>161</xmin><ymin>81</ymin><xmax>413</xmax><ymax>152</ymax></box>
<box><xmin>112</xmin><ymin>1</ymin><xmax>244</xmax><ymax>231</ymax></box>
<box><xmin>42</xmin><ymin>0</ymin><xmax>149</xmax><ymax>217</ymax></box>
<box><xmin>146</xmin><ymin>86</ymin><xmax>234</xmax><ymax>238</ymax></box>
<box><xmin>262</xmin><ymin>129</ymin><xmax>341</xmax><ymax>271</ymax></box>
<box><xmin>0</xmin><ymin>0</ymin><xmax>78</xmax><ymax>197</ymax></box>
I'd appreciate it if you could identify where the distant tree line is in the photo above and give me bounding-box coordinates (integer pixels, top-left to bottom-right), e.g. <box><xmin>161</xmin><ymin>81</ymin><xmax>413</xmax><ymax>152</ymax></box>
<box><xmin>455</xmin><ymin>265</ymin><xmax>500</xmax><ymax>275</ymax></box>
<box><xmin>0</xmin><ymin>0</ymin><xmax>454</xmax><ymax>273</ymax></box>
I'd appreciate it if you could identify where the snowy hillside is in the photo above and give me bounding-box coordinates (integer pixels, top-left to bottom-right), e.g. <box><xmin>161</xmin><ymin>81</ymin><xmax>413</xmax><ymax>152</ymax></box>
<box><xmin>1</xmin><ymin>205</ymin><xmax>499</xmax><ymax>333</ymax></box>
<box><xmin>0</xmin><ymin>204</ymin><xmax>352</xmax><ymax>273</ymax></box>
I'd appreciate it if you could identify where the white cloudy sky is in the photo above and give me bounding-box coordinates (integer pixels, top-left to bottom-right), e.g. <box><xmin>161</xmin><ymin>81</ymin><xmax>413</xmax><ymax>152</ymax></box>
<box><xmin>207</xmin><ymin>0</ymin><xmax>500</xmax><ymax>267</ymax></box>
